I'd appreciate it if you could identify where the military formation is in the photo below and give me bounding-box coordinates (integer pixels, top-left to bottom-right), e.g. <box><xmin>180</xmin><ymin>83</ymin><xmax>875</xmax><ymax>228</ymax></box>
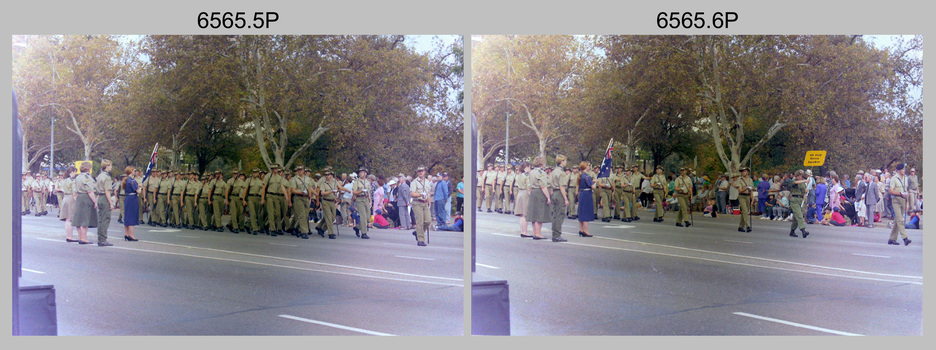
<box><xmin>138</xmin><ymin>165</ymin><xmax>346</xmax><ymax>240</ymax></box>
<box><xmin>478</xmin><ymin>162</ymin><xmax>651</xmax><ymax>224</ymax></box>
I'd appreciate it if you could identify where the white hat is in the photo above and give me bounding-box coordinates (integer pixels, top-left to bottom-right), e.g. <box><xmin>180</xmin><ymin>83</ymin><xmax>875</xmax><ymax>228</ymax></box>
<box><xmin>388</xmin><ymin>180</ymin><xmax>397</xmax><ymax>186</ymax></box>
<box><xmin>350</xmin><ymin>173</ymin><xmax>358</xmax><ymax>178</ymax></box>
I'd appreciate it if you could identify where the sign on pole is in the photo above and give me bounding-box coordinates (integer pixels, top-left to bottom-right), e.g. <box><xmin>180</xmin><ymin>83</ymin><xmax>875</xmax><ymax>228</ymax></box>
<box><xmin>803</xmin><ymin>151</ymin><xmax>826</xmax><ymax>167</ymax></box>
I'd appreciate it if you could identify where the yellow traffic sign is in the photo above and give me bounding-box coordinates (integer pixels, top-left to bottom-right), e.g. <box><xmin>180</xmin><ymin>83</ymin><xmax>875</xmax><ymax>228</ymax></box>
<box><xmin>803</xmin><ymin>151</ymin><xmax>826</xmax><ymax>166</ymax></box>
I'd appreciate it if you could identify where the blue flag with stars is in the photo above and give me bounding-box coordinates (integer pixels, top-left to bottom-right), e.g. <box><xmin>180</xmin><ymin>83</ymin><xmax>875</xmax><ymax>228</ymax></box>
<box><xmin>141</xmin><ymin>143</ymin><xmax>158</xmax><ymax>184</ymax></box>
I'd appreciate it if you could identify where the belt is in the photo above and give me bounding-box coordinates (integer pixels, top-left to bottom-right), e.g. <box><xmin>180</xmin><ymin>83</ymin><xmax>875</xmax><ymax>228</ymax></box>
<box><xmin>95</xmin><ymin>192</ymin><xmax>105</xmax><ymax>196</ymax></box>
<box><xmin>186</xmin><ymin>194</ymin><xmax>196</xmax><ymax>197</ymax></box>
<box><xmin>213</xmin><ymin>195</ymin><xmax>224</xmax><ymax>198</ymax></box>
<box><xmin>266</xmin><ymin>192</ymin><xmax>283</xmax><ymax>196</ymax></box>
<box><xmin>127</xmin><ymin>193</ymin><xmax>137</xmax><ymax>197</ymax></box>
<box><xmin>581</xmin><ymin>188</ymin><xmax>592</xmax><ymax>192</ymax></box>
<box><xmin>623</xmin><ymin>191</ymin><xmax>634</xmax><ymax>193</ymax></box>
<box><xmin>248</xmin><ymin>194</ymin><xmax>261</xmax><ymax>197</ymax></box>
<box><xmin>792</xmin><ymin>195</ymin><xmax>803</xmax><ymax>198</ymax></box>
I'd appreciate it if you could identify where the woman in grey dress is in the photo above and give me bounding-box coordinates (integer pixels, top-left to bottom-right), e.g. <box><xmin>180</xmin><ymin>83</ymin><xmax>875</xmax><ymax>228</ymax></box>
<box><xmin>60</xmin><ymin>166</ymin><xmax>78</xmax><ymax>242</ymax></box>
<box><xmin>525</xmin><ymin>156</ymin><xmax>551</xmax><ymax>240</ymax></box>
<box><xmin>71</xmin><ymin>161</ymin><xmax>98</xmax><ymax>245</ymax></box>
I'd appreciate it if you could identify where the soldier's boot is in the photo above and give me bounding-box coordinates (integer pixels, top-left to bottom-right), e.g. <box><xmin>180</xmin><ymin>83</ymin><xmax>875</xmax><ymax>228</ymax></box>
<box><xmin>801</xmin><ymin>228</ymin><xmax>809</xmax><ymax>238</ymax></box>
<box><xmin>789</xmin><ymin>229</ymin><xmax>799</xmax><ymax>237</ymax></box>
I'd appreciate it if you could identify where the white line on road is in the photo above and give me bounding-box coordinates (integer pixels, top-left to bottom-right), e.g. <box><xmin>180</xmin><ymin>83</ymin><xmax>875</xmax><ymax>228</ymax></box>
<box><xmin>561</xmin><ymin>240</ymin><xmax>922</xmax><ymax>285</ymax></box>
<box><xmin>604</xmin><ymin>224</ymin><xmax>636</xmax><ymax>229</ymax></box>
<box><xmin>278</xmin><ymin>315</ymin><xmax>395</xmax><ymax>336</ymax></box>
<box><xmin>852</xmin><ymin>253</ymin><xmax>890</xmax><ymax>259</ymax></box>
<box><xmin>733</xmin><ymin>312</ymin><xmax>863</xmax><ymax>336</ymax></box>
<box><xmin>36</xmin><ymin>238</ymin><xmax>66</xmax><ymax>243</ymax></box>
<box><xmin>723</xmin><ymin>240</ymin><xmax>753</xmax><ymax>244</ymax></box>
<box><xmin>108</xmin><ymin>244</ymin><xmax>463</xmax><ymax>286</ymax></box>
<box><xmin>489</xmin><ymin>232</ymin><xmax>520</xmax><ymax>238</ymax></box>
<box><xmin>395</xmin><ymin>255</ymin><xmax>435</xmax><ymax>261</ymax></box>
<box><xmin>475</xmin><ymin>263</ymin><xmax>499</xmax><ymax>269</ymax></box>
<box><xmin>22</xmin><ymin>268</ymin><xmax>45</xmax><ymax>274</ymax></box>
<box><xmin>632</xmin><ymin>231</ymin><xmax>655</xmax><ymax>235</ymax></box>
<box><xmin>148</xmin><ymin>229</ymin><xmax>181</xmax><ymax>233</ymax></box>
<box><xmin>580</xmin><ymin>236</ymin><xmax>921</xmax><ymax>280</ymax></box>
<box><xmin>269</xmin><ymin>243</ymin><xmax>298</xmax><ymax>247</ymax></box>
<box><xmin>176</xmin><ymin>235</ymin><xmax>200</xmax><ymax>239</ymax></box>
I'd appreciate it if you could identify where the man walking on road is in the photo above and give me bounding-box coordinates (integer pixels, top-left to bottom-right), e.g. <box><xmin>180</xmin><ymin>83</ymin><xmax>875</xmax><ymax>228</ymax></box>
<box><xmin>550</xmin><ymin>155</ymin><xmax>570</xmax><ymax>242</ymax></box>
<box><xmin>788</xmin><ymin>169</ymin><xmax>810</xmax><ymax>238</ymax></box>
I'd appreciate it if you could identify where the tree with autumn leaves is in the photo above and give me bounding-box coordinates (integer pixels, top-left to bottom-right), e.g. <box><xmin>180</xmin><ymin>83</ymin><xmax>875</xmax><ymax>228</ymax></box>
<box><xmin>13</xmin><ymin>35</ymin><xmax>463</xmax><ymax>177</ymax></box>
<box><xmin>473</xmin><ymin>35</ymin><xmax>922</xmax><ymax>178</ymax></box>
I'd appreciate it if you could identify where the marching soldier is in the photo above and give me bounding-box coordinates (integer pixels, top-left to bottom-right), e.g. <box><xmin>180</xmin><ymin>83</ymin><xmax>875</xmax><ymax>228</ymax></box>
<box><xmin>262</xmin><ymin>165</ymin><xmax>286</xmax><ymax>236</ymax></box>
<box><xmin>197</xmin><ymin>174</ymin><xmax>212</xmax><ymax>230</ymax></box>
<box><xmin>612</xmin><ymin>165</ymin><xmax>624</xmax><ymax>220</ymax></box>
<box><xmin>210</xmin><ymin>171</ymin><xmax>228</xmax><ymax>232</ymax></box>
<box><xmin>144</xmin><ymin>170</ymin><xmax>161</xmax><ymax>225</ymax></box>
<box><xmin>504</xmin><ymin>165</ymin><xmax>516</xmax><ymax>214</ymax></box>
<box><xmin>228</xmin><ymin>171</ymin><xmax>248</xmax><ymax>234</ymax></box>
<box><xmin>888</xmin><ymin>163</ymin><xmax>912</xmax><ymax>246</ymax></box>
<box><xmin>596</xmin><ymin>168</ymin><xmax>613</xmax><ymax>222</ymax></box>
<box><xmin>629</xmin><ymin>165</ymin><xmax>649</xmax><ymax>221</ymax></box>
<box><xmin>352</xmin><ymin>167</ymin><xmax>372</xmax><ymax>239</ymax></box>
<box><xmin>22</xmin><ymin>172</ymin><xmax>32</xmax><ymax>215</ymax></box>
<box><xmin>316</xmin><ymin>169</ymin><xmax>340</xmax><ymax>239</ymax></box>
<box><xmin>619</xmin><ymin>166</ymin><xmax>635</xmax><ymax>222</ymax></box>
<box><xmin>483</xmin><ymin>163</ymin><xmax>496</xmax><ymax>212</ymax></box>
<box><xmin>674</xmin><ymin>167</ymin><xmax>693</xmax><ymax>227</ymax></box>
<box><xmin>245</xmin><ymin>169</ymin><xmax>264</xmax><ymax>234</ymax></box>
<box><xmin>733</xmin><ymin>167</ymin><xmax>754</xmax><ymax>232</ymax></box>
<box><xmin>183</xmin><ymin>171</ymin><xmax>201</xmax><ymax>229</ymax></box>
<box><xmin>650</xmin><ymin>166</ymin><xmax>667</xmax><ymax>222</ymax></box>
<box><xmin>285</xmin><ymin>167</ymin><xmax>309</xmax><ymax>238</ymax></box>
<box><xmin>54</xmin><ymin>173</ymin><xmax>65</xmax><ymax>217</ymax></box>
<box><xmin>156</xmin><ymin>170</ymin><xmax>173</xmax><ymax>227</ymax></box>
<box><xmin>411</xmin><ymin>166</ymin><xmax>432</xmax><ymax>246</ymax></box>
<box><xmin>39</xmin><ymin>173</ymin><xmax>52</xmax><ymax>215</ymax></box>
<box><xmin>788</xmin><ymin>169</ymin><xmax>810</xmax><ymax>238</ymax></box>
<box><xmin>30</xmin><ymin>172</ymin><xmax>44</xmax><ymax>216</ymax></box>
<box><xmin>494</xmin><ymin>164</ymin><xmax>507</xmax><ymax>213</ymax></box>
<box><xmin>169</xmin><ymin>170</ymin><xmax>185</xmax><ymax>228</ymax></box>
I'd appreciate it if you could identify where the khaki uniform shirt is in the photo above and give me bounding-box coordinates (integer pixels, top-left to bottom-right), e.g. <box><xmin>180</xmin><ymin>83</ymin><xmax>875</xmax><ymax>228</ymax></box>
<box><xmin>550</xmin><ymin>166</ymin><xmax>568</xmax><ymax>191</ymax></box>
<box><xmin>158</xmin><ymin>177</ymin><xmax>173</xmax><ymax>195</ymax></box>
<box><xmin>171</xmin><ymin>178</ymin><xmax>186</xmax><ymax>195</ymax></box>
<box><xmin>61</xmin><ymin>178</ymin><xmax>76</xmax><ymax>195</ymax></box>
<box><xmin>95</xmin><ymin>172</ymin><xmax>113</xmax><ymax>194</ymax></box>
<box><xmin>75</xmin><ymin>173</ymin><xmax>96</xmax><ymax>193</ymax></box>
<box><xmin>675</xmin><ymin>175</ymin><xmax>692</xmax><ymax>196</ymax></box>
<box><xmin>734</xmin><ymin>177</ymin><xmax>754</xmax><ymax>196</ymax></box>
<box><xmin>505</xmin><ymin>172</ymin><xmax>516</xmax><ymax>189</ymax></box>
<box><xmin>516</xmin><ymin>173</ymin><xmax>530</xmax><ymax>190</ymax></box>
<box><xmin>495</xmin><ymin>171</ymin><xmax>507</xmax><ymax>187</ymax></box>
<box><xmin>247</xmin><ymin>177</ymin><xmax>264</xmax><ymax>196</ymax></box>
<box><xmin>412</xmin><ymin>178</ymin><xmax>432</xmax><ymax>203</ymax></box>
<box><xmin>529</xmin><ymin>168</ymin><xmax>548</xmax><ymax>189</ymax></box>
<box><xmin>651</xmin><ymin>174</ymin><xmax>667</xmax><ymax>191</ymax></box>
<box><xmin>483</xmin><ymin>171</ymin><xmax>496</xmax><ymax>186</ymax></box>
<box><xmin>231</xmin><ymin>178</ymin><xmax>248</xmax><ymax>200</ymax></box>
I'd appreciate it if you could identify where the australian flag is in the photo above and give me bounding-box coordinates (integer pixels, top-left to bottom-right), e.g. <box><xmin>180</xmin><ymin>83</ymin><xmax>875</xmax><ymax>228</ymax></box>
<box><xmin>597</xmin><ymin>139</ymin><xmax>613</xmax><ymax>178</ymax></box>
<box><xmin>141</xmin><ymin>143</ymin><xmax>159</xmax><ymax>184</ymax></box>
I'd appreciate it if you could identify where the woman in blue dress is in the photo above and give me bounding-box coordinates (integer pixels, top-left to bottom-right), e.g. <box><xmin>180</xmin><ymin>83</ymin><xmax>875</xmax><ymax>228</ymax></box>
<box><xmin>122</xmin><ymin>166</ymin><xmax>141</xmax><ymax>241</ymax></box>
<box><xmin>577</xmin><ymin>161</ymin><xmax>596</xmax><ymax>237</ymax></box>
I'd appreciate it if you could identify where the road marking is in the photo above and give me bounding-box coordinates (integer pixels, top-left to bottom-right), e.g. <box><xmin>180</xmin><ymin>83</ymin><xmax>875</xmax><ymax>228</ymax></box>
<box><xmin>36</xmin><ymin>238</ymin><xmax>65</xmax><ymax>243</ymax></box>
<box><xmin>562</xmin><ymin>240</ymin><xmax>922</xmax><ymax>285</ymax></box>
<box><xmin>733</xmin><ymin>312</ymin><xmax>863</xmax><ymax>336</ymax></box>
<box><xmin>22</xmin><ymin>268</ymin><xmax>45</xmax><ymax>274</ymax></box>
<box><xmin>176</xmin><ymin>235</ymin><xmax>200</xmax><ymax>239</ymax></box>
<box><xmin>149</xmin><ymin>229</ymin><xmax>181</xmax><ymax>233</ymax></box>
<box><xmin>632</xmin><ymin>231</ymin><xmax>655</xmax><ymax>235</ymax></box>
<box><xmin>724</xmin><ymin>239</ymin><xmax>753</xmax><ymax>244</ymax></box>
<box><xmin>475</xmin><ymin>263</ymin><xmax>499</xmax><ymax>269</ymax></box>
<box><xmin>852</xmin><ymin>253</ymin><xmax>890</xmax><ymax>259</ymax></box>
<box><xmin>111</xmin><ymin>243</ymin><xmax>463</xmax><ymax>285</ymax></box>
<box><xmin>269</xmin><ymin>243</ymin><xmax>298</xmax><ymax>247</ymax></box>
<box><xmin>584</xmin><ymin>236</ymin><xmax>921</xmax><ymax>280</ymax></box>
<box><xmin>395</xmin><ymin>255</ymin><xmax>435</xmax><ymax>261</ymax></box>
<box><xmin>278</xmin><ymin>315</ymin><xmax>395</xmax><ymax>336</ymax></box>
<box><xmin>604</xmin><ymin>224</ymin><xmax>636</xmax><ymax>229</ymax></box>
<box><xmin>489</xmin><ymin>232</ymin><xmax>519</xmax><ymax>238</ymax></box>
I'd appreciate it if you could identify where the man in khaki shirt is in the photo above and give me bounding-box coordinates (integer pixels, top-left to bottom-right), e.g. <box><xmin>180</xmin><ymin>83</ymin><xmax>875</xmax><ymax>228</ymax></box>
<box><xmin>482</xmin><ymin>163</ymin><xmax>496</xmax><ymax>212</ymax></box>
<box><xmin>674</xmin><ymin>167</ymin><xmax>694</xmax><ymax>227</ymax></box>
<box><xmin>95</xmin><ymin>160</ymin><xmax>116</xmax><ymax>246</ymax></box>
<box><xmin>612</xmin><ymin>165</ymin><xmax>624</xmax><ymax>219</ymax></box>
<box><xmin>411</xmin><ymin>166</ymin><xmax>432</xmax><ymax>246</ymax></box>
<box><xmin>504</xmin><ymin>166</ymin><xmax>516</xmax><ymax>214</ymax></box>
<box><xmin>550</xmin><ymin>155</ymin><xmax>570</xmax><ymax>242</ymax></box>
<box><xmin>352</xmin><ymin>167</ymin><xmax>372</xmax><ymax>239</ymax></box>
<box><xmin>494</xmin><ymin>165</ymin><xmax>507</xmax><ymax>213</ymax></box>
<box><xmin>888</xmin><ymin>163</ymin><xmax>912</xmax><ymax>246</ymax></box>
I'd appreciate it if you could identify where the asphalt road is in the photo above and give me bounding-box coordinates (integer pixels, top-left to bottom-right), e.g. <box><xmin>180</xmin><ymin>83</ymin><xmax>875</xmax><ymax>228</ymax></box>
<box><xmin>473</xmin><ymin>208</ymin><xmax>922</xmax><ymax>336</ymax></box>
<box><xmin>18</xmin><ymin>210</ymin><xmax>464</xmax><ymax>336</ymax></box>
